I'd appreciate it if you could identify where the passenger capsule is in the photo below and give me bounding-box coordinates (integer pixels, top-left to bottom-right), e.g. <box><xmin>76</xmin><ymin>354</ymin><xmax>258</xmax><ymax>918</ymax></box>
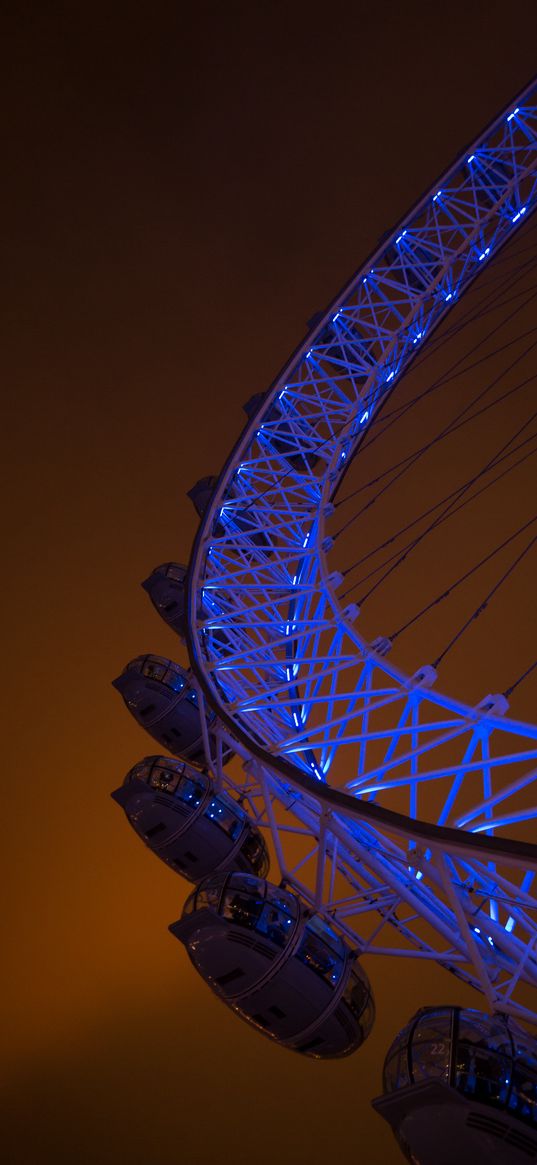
<box><xmin>187</xmin><ymin>476</ymin><xmax>218</xmax><ymax>518</ymax></box>
<box><xmin>111</xmin><ymin>756</ymin><xmax>269</xmax><ymax>881</ymax></box>
<box><xmin>373</xmin><ymin>1006</ymin><xmax>537</xmax><ymax>1165</ymax></box>
<box><xmin>112</xmin><ymin>654</ymin><xmax>233</xmax><ymax>765</ymax></box>
<box><xmin>170</xmin><ymin>873</ymin><xmax>375</xmax><ymax>1058</ymax></box>
<box><xmin>187</xmin><ymin>475</ymin><xmax>271</xmax><ymax>548</ymax></box>
<box><xmin>141</xmin><ymin>563</ymin><xmax>188</xmax><ymax>639</ymax></box>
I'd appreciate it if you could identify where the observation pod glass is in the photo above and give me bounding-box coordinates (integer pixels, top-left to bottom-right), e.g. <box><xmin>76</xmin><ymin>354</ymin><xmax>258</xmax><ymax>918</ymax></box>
<box><xmin>142</xmin><ymin>563</ymin><xmax>188</xmax><ymax>639</ymax></box>
<box><xmin>112</xmin><ymin>655</ymin><xmax>233</xmax><ymax>766</ymax></box>
<box><xmin>170</xmin><ymin>873</ymin><xmax>374</xmax><ymax>1058</ymax></box>
<box><xmin>111</xmin><ymin>755</ymin><xmax>269</xmax><ymax>882</ymax></box>
<box><xmin>374</xmin><ymin>1006</ymin><xmax>537</xmax><ymax>1165</ymax></box>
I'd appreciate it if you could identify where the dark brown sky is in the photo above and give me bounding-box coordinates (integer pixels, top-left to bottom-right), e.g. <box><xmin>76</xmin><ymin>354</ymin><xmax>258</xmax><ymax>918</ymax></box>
<box><xmin>3</xmin><ymin>3</ymin><xmax>537</xmax><ymax>1162</ymax></box>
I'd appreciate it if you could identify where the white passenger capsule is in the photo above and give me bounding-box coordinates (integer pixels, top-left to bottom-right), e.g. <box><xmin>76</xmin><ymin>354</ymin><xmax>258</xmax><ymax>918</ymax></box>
<box><xmin>112</xmin><ymin>654</ymin><xmax>233</xmax><ymax>766</ymax></box>
<box><xmin>112</xmin><ymin>756</ymin><xmax>269</xmax><ymax>882</ymax></box>
<box><xmin>141</xmin><ymin>563</ymin><xmax>188</xmax><ymax>639</ymax></box>
<box><xmin>171</xmin><ymin>873</ymin><xmax>375</xmax><ymax>1058</ymax></box>
<box><xmin>373</xmin><ymin>1006</ymin><xmax>537</xmax><ymax>1165</ymax></box>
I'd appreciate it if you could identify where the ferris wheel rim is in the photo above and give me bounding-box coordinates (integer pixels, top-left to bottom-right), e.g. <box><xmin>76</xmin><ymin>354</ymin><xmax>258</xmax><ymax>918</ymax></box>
<box><xmin>185</xmin><ymin>72</ymin><xmax>537</xmax><ymax>862</ymax></box>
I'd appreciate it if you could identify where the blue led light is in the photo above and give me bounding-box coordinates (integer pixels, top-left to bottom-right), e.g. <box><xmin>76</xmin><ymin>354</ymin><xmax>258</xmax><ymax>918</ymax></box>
<box><xmin>507</xmin><ymin>107</ymin><xmax>520</xmax><ymax>122</ymax></box>
<box><xmin>445</xmin><ymin>292</ymin><xmax>453</xmax><ymax>301</ymax></box>
<box><xmin>512</xmin><ymin>206</ymin><xmax>527</xmax><ymax>223</ymax></box>
<box><xmin>467</xmin><ymin>154</ymin><xmax>475</xmax><ymax>163</ymax></box>
<box><xmin>306</xmin><ymin>349</ymin><xmax>313</xmax><ymax>359</ymax></box>
<box><xmin>478</xmin><ymin>247</ymin><xmax>490</xmax><ymax>261</ymax></box>
<box><xmin>432</xmin><ymin>190</ymin><xmax>442</xmax><ymax>202</ymax></box>
<box><xmin>360</xmin><ymin>410</ymin><xmax>369</xmax><ymax>424</ymax></box>
<box><xmin>413</xmin><ymin>331</ymin><xmax>423</xmax><ymax>344</ymax></box>
<box><xmin>279</xmin><ymin>388</ymin><xmax>287</xmax><ymax>399</ymax></box>
<box><xmin>386</xmin><ymin>371</ymin><xmax>395</xmax><ymax>382</ymax></box>
<box><xmin>473</xmin><ymin>926</ymin><xmax>481</xmax><ymax>934</ymax></box>
<box><xmin>395</xmin><ymin>230</ymin><xmax>407</xmax><ymax>244</ymax></box>
<box><xmin>332</xmin><ymin>311</ymin><xmax>341</xmax><ymax>322</ymax></box>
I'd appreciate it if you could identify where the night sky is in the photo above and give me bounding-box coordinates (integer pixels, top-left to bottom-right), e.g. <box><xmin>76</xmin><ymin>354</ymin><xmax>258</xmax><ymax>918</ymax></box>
<box><xmin>4</xmin><ymin>4</ymin><xmax>537</xmax><ymax>1163</ymax></box>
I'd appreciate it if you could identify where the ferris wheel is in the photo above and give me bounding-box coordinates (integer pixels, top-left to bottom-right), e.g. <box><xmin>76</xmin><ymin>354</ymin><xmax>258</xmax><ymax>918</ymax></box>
<box><xmin>113</xmin><ymin>73</ymin><xmax>537</xmax><ymax>1163</ymax></box>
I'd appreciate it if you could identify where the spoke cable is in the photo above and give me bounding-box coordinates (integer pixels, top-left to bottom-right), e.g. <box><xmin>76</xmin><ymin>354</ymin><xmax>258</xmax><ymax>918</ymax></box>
<box><xmin>334</xmin><ymin>365</ymin><xmax>537</xmax><ymax>539</ymax></box>
<box><xmin>338</xmin><ymin>434</ymin><xmax>537</xmax><ymax>596</ymax></box>
<box><xmin>432</xmin><ymin>531</ymin><xmax>537</xmax><ymax>669</ymax></box>
<box><xmin>355</xmin><ymin>407</ymin><xmax>537</xmax><ymax>604</ymax></box>
<box><xmin>388</xmin><ymin>514</ymin><xmax>537</xmax><ymax>642</ymax></box>
<box><xmin>504</xmin><ymin>659</ymin><xmax>537</xmax><ymax>698</ymax></box>
<box><xmin>334</xmin><ymin>336</ymin><xmax>537</xmax><ymax>541</ymax></box>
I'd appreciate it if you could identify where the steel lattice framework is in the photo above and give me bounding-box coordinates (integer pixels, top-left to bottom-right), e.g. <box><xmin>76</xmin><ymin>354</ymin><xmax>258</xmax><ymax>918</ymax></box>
<box><xmin>185</xmin><ymin>78</ymin><xmax>537</xmax><ymax>1024</ymax></box>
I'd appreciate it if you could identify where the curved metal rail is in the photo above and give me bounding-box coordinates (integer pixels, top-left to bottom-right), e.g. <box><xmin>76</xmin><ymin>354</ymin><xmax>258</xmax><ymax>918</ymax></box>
<box><xmin>186</xmin><ymin>77</ymin><xmax>537</xmax><ymax>1020</ymax></box>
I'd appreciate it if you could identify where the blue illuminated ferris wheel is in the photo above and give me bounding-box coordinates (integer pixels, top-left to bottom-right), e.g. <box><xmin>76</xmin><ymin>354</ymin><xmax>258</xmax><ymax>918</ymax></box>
<box><xmin>113</xmin><ymin>74</ymin><xmax>537</xmax><ymax>1163</ymax></box>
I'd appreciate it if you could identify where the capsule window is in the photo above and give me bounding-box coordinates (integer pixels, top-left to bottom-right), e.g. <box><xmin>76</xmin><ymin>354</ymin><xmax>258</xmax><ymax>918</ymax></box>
<box><xmin>165</xmin><ymin>565</ymin><xmax>185</xmax><ymax>581</ymax></box>
<box><xmin>143</xmin><ymin>660</ymin><xmax>167</xmax><ymax>681</ymax></box>
<box><xmin>304</xmin><ymin>912</ymin><xmax>345</xmax><ymax>957</ymax></box>
<box><xmin>256</xmin><ymin>902</ymin><xmax>294</xmax><ymax>948</ymax></box>
<box><xmin>176</xmin><ymin>775</ymin><xmax>206</xmax><ymax>808</ymax></box>
<box><xmin>411</xmin><ymin>1012</ymin><xmax>452</xmax><ymax>1085</ymax></box>
<box><xmin>195</xmin><ymin>880</ymin><xmax>226</xmax><ymax>912</ymax></box>
<box><xmin>240</xmin><ymin>832</ymin><xmax>269</xmax><ymax>876</ymax></box>
<box><xmin>456</xmin><ymin>1012</ymin><xmax>511</xmax><ymax>1103</ymax></box>
<box><xmin>165</xmin><ymin>668</ymin><xmax>186</xmax><ymax>693</ymax></box>
<box><xmin>384</xmin><ymin>1039</ymin><xmax>411</xmax><ymax>1092</ymax></box>
<box><xmin>204</xmin><ymin>798</ymin><xmax>242</xmax><ymax>838</ymax></box>
<box><xmin>296</xmin><ymin>927</ymin><xmax>343</xmax><ymax>986</ymax></box>
<box><xmin>508</xmin><ymin>1061</ymin><xmax>537</xmax><ymax>1125</ymax></box>
<box><xmin>150</xmin><ymin>768</ymin><xmax>180</xmax><ymax>794</ymax></box>
<box><xmin>222</xmin><ymin>884</ymin><xmax>264</xmax><ymax>930</ymax></box>
<box><xmin>341</xmin><ymin>970</ymin><xmax>369</xmax><ymax>1021</ymax></box>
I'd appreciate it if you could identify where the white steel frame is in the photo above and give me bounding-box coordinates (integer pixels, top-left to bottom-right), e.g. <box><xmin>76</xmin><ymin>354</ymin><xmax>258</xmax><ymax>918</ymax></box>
<box><xmin>186</xmin><ymin>78</ymin><xmax>537</xmax><ymax>1023</ymax></box>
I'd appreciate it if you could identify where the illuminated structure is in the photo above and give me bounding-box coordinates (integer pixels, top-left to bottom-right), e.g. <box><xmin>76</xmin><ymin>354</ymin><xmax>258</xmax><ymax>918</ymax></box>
<box><xmin>113</xmin><ymin>72</ymin><xmax>537</xmax><ymax>1118</ymax></box>
<box><xmin>374</xmin><ymin>1007</ymin><xmax>537</xmax><ymax>1163</ymax></box>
